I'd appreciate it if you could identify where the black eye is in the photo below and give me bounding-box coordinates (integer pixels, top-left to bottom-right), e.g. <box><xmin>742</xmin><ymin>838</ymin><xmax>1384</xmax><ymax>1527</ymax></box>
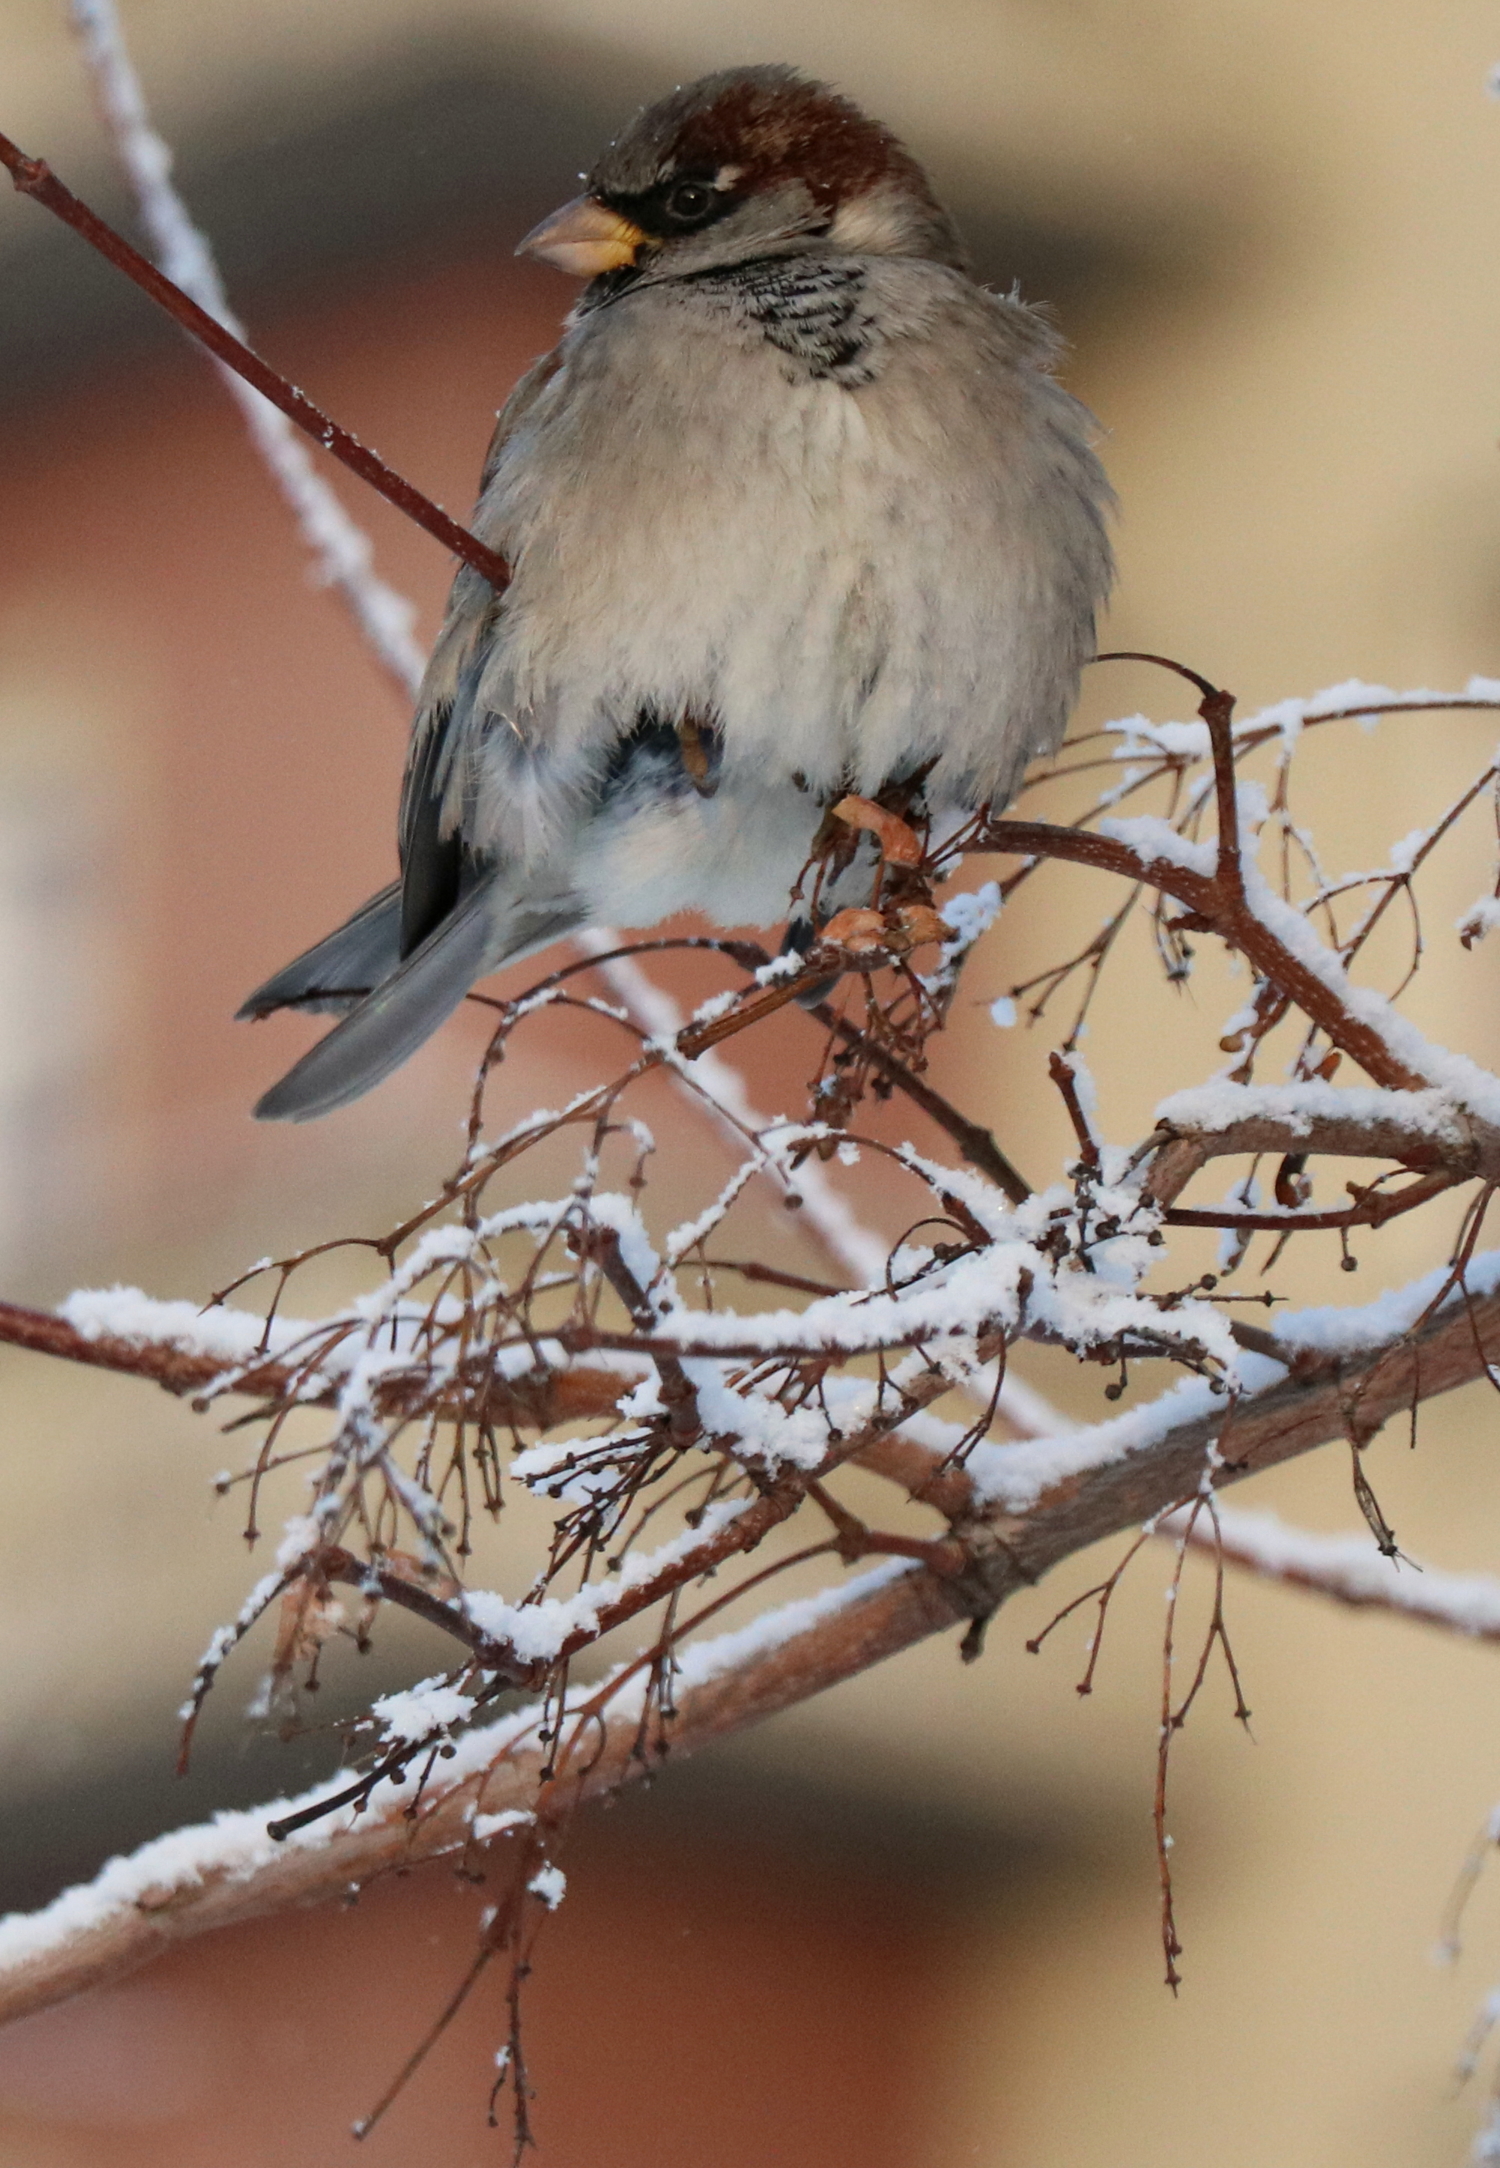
<box><xmin>664</xmin><ymin>178</ymin><xmax>715</xmax><ymax>224</ymax></box>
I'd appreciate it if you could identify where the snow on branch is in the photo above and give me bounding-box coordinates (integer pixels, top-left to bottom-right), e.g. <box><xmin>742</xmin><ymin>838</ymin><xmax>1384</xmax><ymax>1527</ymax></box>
<box><xmin>4</xmin><ymin>1249</ymin><xmax>1500</xmax><ymax>2027</ymax></box>
<box><xmin>1150</xmin><ymin>1080</ymin><xmax>1500</xmax><ymax>1185</ymax></box>
<box><xmin>0</xmin><ymin>1559</ymin><xmax>924</xmax><ymax>2023</ymax></box>
<box><xmin>1169</xmin><ymin>1504</ymin><xmax>1500</xmax><ymax>1641</ymax></box>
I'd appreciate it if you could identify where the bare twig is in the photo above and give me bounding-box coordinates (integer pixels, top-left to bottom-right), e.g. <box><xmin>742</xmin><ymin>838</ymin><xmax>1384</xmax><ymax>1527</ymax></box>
<box><xmin>0</xmin><ymin>125</ymin><xmax>510</xmax><ymax>593</ymax></box>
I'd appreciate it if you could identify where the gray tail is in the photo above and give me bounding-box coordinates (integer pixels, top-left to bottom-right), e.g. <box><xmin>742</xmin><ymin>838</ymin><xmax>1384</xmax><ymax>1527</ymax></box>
<box><xmin>238</xmin><ymin>883</ymin><xmax>403</xmax><ymax>1019</ymax></box>
<box><xmin>251</xmin><ymin>881</ymin><xmax>583</xmax><ymax>1122</ymax></box>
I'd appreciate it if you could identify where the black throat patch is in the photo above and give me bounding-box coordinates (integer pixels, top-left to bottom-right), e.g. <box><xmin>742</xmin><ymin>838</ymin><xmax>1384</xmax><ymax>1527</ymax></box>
<box><xmin>691</xmin><ymin>256</ymin><xmax>880</xmax><ymax>386</ymax></box>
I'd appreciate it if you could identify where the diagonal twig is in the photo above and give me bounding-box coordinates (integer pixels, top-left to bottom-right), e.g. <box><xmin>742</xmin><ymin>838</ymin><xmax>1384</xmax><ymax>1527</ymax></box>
<box><xmin>0</xmin><ymin>123</ymin><xmax>510</xmax><ymax>594</ymax></box>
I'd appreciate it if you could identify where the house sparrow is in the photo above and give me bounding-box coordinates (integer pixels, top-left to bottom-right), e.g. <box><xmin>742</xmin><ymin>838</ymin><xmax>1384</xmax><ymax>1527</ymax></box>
<box><xmin>241</xmin><ymin>63</ymin><xmax>1113</xmax><ymax>1120</ymax></box>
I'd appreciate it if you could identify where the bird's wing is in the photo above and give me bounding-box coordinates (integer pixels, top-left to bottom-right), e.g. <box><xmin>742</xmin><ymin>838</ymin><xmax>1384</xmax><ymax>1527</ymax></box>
<box><xmin>252</xmin><ymin>879</ymin><xmax>586</xmax><ymax>1122</ymax></box>
<box><xmin>252</xmin><ymin>878</ymin><xmax>500</xmax><ymax>1120</ymax></box>
<box><xmin>396</xmin><ymin>348</ymin><xmax>565</xmax><ymax>958</ymax></box>
<box><xmin>237</xmin><ymin>881</ymin><xmax>403</xmax><ymax>1019</ymax></box>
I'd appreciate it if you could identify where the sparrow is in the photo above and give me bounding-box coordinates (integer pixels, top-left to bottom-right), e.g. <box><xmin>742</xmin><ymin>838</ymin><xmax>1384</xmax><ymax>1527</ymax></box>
<box><xmin>241</xmin><ymin>63</ymin><xmax>1114</xmax><ymax>1120</ymax></box>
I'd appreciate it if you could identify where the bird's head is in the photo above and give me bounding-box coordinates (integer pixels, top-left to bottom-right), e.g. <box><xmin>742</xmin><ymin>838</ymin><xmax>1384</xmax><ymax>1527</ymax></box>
<box><xmin>517</xmin><ymin>64</ymin><xmax>966</xmax><ymax>287</ymax></box>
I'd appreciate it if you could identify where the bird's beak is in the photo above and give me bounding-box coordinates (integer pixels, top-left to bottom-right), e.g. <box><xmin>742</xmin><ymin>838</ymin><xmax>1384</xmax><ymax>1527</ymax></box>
<box><xmin>516</xmin><ymin>195</ymin><xmax>645</xmax><ymax>277</ymax></box>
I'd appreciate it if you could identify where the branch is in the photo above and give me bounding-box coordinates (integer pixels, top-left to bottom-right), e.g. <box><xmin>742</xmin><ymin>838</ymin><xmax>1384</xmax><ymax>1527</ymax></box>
<box><xmin>5</xmin><ymin>1261</ymin><xmax>1499</xmax><ymax>2024</ymax></box>
<box><xmin>974</xmin><ymin>816</ymin><xmax>1435</xmax><ymax>1091</ymax></box>
<box><xmin>969</xmin><ymin>656</ymin><xmax>1485</xmax><ymax>1102</ymax></box>
<box><xmin>570</xmin><ymin>932</ymin><xmax>891</xmax><ymax>1286</ymax></box>
<box><xmin>0</xmin><ymin>1562</ymin><xmax>952</xmax><ymax>2023</ymax></box>
<box><xmin>0</xmin><ymin>125</ymin><xmax>509</xmax><ymax>595</ymax></box>
<box><xmin>809</xmin><ymin>998</ymin><xmax>1031</xmax><ymax>1202</ymax></box>
<box><xmin>1141</xmin><ymin>1081</ymin><xmax>1500</xmax><ymax>1213</ymax></box>
<box><xmin>1163</xmin><ymin>1172</ymin><xmax>1456</xmax><ymax>1234</ymax></box>
<box><xmin>1165</xmin><ymin>1504</ymin><xmax>1500</xmax><ymax>1642</ymax></box>
<box><xmin>0</xmin><ymin>1298</ymin><xmax>635</xmax><ymax>1431</ymax></box>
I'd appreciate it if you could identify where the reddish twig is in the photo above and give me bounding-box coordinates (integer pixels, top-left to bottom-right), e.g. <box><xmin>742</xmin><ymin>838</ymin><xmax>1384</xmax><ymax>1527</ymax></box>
<box><xmin>0</xmin><ymin>127</ymin><xmax>510</xmax><ymax>594</ymax></box>
<box><xmin>1048</xmin><ymin>1051</ymin><xmax>1102</xmax><ymax>1171</ymax></box>
<box><xmin>971</xmin><ymin>817</ymin><xmax>1430</xmax><ymax>1090</ymax></box>
<box><xmin>1165</xmin><ymin>1170</ymin><xmax>1459</xmax><ymax>1233</ymax></box>
<box><xmin>0</xmin><ymin>1298</ymin><xmax>635</xmax><ymax>1432</ymax></box>
<box><xmin>810</xmin><ymin>998</ymin><xmax>1031</xmax><ymax>1202</ymax></box>
<box><xmin>1095</xmin><ymin>652</ymin><xmax>1244</xmax><ymax>898</ymax></box>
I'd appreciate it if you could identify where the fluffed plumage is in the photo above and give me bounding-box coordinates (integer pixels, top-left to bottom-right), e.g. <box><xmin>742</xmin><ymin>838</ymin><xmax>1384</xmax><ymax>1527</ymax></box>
<box><xmin>241</xmin><ymin>64</ymin><xmax>1114</xmax><ymax>1120</ymax></box>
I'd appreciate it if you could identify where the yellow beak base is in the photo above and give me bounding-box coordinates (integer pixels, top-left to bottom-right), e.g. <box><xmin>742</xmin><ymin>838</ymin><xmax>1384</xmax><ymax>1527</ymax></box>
<box><xmin>516</xmin><ymin>195</ymin><xmax>645</xmax><ymax>277</ymax></box>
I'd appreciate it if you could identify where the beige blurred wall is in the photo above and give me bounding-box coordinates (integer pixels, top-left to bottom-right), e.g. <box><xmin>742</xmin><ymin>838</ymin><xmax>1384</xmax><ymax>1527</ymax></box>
<box><xmin>4</xmin><ymin>5</ymin><xmax>1500</xmax><ymax>2166</ymax></box>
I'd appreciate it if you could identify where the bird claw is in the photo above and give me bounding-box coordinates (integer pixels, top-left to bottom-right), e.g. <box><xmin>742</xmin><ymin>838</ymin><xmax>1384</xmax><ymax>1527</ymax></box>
<box><xmin>819</xmin><ymin>902</ymin><xmax>945</xmax><ymax>957</ymax></box>
<box><xmin>830</xmin><ymin>793</ymin><xmax>924</xmax><ymax>865</ymax></box>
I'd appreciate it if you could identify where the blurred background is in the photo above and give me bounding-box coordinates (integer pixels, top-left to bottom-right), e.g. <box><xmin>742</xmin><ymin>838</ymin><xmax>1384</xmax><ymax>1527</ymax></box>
<box><xmin>3</xmin><ymin>1</ymin><xmax>1500</xmax><ymax>2162</ymax></box>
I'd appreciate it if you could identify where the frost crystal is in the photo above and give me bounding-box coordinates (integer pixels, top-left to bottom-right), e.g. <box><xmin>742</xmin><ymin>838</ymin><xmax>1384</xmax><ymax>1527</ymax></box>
<box><xmin>528</xmin><ymin>1865</ymin><xmax>567</xmax><ymax>1911</ymax></box>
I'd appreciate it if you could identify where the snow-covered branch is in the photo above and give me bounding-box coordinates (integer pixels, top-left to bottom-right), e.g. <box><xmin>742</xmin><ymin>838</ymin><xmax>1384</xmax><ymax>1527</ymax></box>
<box><xmin>4</xmin><ymin>1254</ymin><xmax>1499</xmax><ymax>2025</ymax></box>
<box><xmin>0</xmin><ymin>1291</ymin><xmax>640</xmax><ymax>1432</ymax></box>
<box><xmin>1144</xmin><ymin>1080</ymin><xmax>1500</xmax><ymax>1207</ymax></box>
<box><xmin>1169</xmin><ymin>1505</ymin><xmax>1500</xmax><ymax>1641</ymax></box>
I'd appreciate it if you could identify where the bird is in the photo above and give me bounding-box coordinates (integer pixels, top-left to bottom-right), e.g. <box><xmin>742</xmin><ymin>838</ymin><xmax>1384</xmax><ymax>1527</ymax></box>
<box><xmin>240</xmin><ymin>63</ymin><xmax>1113</xmax><ymax>1120</ymax></box>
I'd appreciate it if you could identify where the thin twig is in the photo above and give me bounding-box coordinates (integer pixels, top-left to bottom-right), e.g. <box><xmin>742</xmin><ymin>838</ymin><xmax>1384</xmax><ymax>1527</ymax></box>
<box><xmin>0</xmin><ymin>126</ymin><xmax>510</xmax><ymax>593</ymax></box>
